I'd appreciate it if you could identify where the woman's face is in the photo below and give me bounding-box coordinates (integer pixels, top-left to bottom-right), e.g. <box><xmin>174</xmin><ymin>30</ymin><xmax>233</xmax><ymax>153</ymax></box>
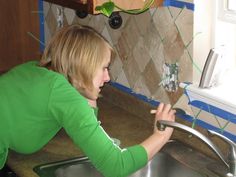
<box><xmin>92</xmin><ymin>47</ymin><xmax>111</xmax><ymax>99</ymax></box>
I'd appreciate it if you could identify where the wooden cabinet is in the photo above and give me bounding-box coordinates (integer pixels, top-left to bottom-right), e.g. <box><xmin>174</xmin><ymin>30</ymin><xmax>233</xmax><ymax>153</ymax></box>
<box><xmin>43</xmin><ymin>0</ymin><xmax>164</xmax><ymax>14</ymax></box>
<box><xmin>0</xmin><ymin>0</ymin><xmax>41</xmax><ymax>74</ymax></box>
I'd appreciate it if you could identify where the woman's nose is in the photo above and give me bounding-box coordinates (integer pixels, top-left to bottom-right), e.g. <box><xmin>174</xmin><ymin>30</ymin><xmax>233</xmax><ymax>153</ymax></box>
<box><xmin>104</xmin><ymin>70</ymin><xmax>110</xmax><ymax>82</ymax></box>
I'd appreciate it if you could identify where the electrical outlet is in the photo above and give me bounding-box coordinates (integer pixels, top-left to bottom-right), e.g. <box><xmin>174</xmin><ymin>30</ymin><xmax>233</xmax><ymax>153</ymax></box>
<box><xmin>161</xmin><ymin>63</ymin><xmax>179</xmax><ymax>92</ymax></box>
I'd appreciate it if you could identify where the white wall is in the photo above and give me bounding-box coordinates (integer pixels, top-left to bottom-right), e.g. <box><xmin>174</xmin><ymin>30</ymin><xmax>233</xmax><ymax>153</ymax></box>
<box><xmin>193</xmin><ymin>0</ymin><xmax>215</xmax><ymax>84</ymax></box>
<box><xmin>193</xmin><ymin>0</ymin><xmax>236</xmax><ymax>84</ymax></box>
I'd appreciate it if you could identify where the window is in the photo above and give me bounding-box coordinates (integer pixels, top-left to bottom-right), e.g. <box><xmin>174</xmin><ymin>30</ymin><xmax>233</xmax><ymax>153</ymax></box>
<box><xmin>218</xmin><ymin>0</ymin><xmax>236</xmax><ymax>23</ymax></box>
<box><xmin>227</xmin><ymin>0</ymin><xmax>236</xmax><ymax>11</ymax></box>
<box><xmin>192</xmin><ymin>0</ymin><xmax>236</xmax><ymax>121</ymax></box>
<box><xmin>193</xmin><ymin>0</ymin><xmax>236</xmax><ymax>83</ymax></box>
<box><xmin>216</xmin><ymin>0</ymin><xmax>236</xmax><ymax>71</ymax></box>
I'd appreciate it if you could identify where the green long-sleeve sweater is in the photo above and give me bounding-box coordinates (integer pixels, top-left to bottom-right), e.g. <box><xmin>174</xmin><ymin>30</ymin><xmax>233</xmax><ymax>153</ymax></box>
<box><xmin>0</xmin><ymin>61</ymin><xmax>147</xmax><ymax>177</ymax></box>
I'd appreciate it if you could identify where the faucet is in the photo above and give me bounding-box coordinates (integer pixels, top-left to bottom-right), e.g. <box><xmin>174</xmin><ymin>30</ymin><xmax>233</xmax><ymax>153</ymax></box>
<box><xmin>156</xmin><ymin>120</ymin><xmax>236</xmax><ymax>177</ymax></box>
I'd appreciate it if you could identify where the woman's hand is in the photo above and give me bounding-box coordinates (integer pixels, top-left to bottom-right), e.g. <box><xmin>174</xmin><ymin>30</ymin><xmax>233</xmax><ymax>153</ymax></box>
<box><xmin>154</xmin><ymin>103</ymin><xmax>175</xmax><ymax>132</ymax></box>
<box><xmin>140</xmin><ymin>103</ymin><xmax>176</xmax><ymax>161</ymax></box>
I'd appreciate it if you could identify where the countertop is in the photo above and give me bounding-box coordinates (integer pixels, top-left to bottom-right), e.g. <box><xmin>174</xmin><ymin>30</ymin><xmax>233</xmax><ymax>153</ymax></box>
<box><xmin>7</xmin><ymin>98</ymin><xmax>153</xmax><ymax>177</ymax></box>
<box><xmin>6</xmin><ymin>84</ymin><xmax>229</xmax><ymax>177</ymax></box>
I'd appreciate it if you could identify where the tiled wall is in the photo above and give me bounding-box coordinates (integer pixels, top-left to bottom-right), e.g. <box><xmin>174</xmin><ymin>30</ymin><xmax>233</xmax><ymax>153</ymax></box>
<box><xmin>42</xmin><ymin>1</ymin><xmax>236</xmax><ymax>141</ymax></box>
<box><xmin>43</xmin><ymin>2</ymin><xmax>194</xmax><ymax>106</ymax></box>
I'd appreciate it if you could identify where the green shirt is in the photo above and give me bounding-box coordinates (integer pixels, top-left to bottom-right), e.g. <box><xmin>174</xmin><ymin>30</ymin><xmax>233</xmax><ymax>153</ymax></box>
<box><xmin>0</xmin><ymin>61</ymin><xmax>147</xmax><ymax>177</ymax></box>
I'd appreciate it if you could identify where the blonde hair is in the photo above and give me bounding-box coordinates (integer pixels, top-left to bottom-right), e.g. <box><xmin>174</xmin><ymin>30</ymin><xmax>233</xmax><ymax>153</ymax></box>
<box><xmin>39</xmin><ymin>24</ymin><xmax>114</xmax><ymax>97</ymax></box>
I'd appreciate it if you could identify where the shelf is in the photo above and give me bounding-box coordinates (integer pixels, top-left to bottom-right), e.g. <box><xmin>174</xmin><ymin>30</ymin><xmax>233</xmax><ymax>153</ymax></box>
<box><xmin>43</xmin><ymin>0</ymin><xmax>91</xmax><ymax>12</ymax></box>
<box><xmin>43</xmin><ymin>0</ymin><xmax>164</xmax><ymax>14</ymax></box>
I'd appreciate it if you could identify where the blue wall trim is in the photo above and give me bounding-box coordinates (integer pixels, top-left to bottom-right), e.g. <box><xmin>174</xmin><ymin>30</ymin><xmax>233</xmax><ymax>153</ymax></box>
<box><xmin>109</xmin><ymin>81</ymin><xmax>236</xmax><ymax>142</ymax></box>
<box><xmin>163</xmin><ymin>0</ymin><xmax>195</xmax><ymax>11</ymax></box>
<box><xmin>110</xmin><ymin>82</ymin><xmax>160</xmax><ymax>107</ymax></box>
<box><xmin>38</xmin><ymin>0</ymin><xmax>45</xmax><ymax>52</ymax></box>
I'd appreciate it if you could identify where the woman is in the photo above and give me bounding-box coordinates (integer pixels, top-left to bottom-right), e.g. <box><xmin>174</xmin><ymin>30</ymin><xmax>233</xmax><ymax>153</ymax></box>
<box><xmin>0</xmin><ymin>24</ymin><xmax>175</xmax><ymax>177</ymax></box>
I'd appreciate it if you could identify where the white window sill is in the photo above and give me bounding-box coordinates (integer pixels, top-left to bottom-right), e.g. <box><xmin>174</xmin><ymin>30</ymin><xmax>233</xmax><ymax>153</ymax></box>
<box><xmin>180</xmin><ymin>81</ymin><xmax>236</xmax><ymax>122</ymax></box>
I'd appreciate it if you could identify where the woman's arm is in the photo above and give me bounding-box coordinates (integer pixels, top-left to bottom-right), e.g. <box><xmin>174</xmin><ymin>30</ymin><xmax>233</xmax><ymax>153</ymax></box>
<box><xmin>140</xmin><ymin>103</ymin><xmax>175</xmax><ymax>160</ymax></box>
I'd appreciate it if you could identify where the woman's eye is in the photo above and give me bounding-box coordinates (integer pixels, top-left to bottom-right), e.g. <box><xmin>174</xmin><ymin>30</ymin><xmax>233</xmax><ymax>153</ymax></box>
<box><xmin>104</xmin><ymin>66</ymin><xmax>110</xmax><ymax>71</ymax></box>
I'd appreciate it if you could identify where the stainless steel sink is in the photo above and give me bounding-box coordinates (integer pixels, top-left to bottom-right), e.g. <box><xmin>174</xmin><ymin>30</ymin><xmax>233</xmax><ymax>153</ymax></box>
<box><xmin>33</xmin><ymin>140</ymin><xmax>223</xmax><ymax>177</ymax></box>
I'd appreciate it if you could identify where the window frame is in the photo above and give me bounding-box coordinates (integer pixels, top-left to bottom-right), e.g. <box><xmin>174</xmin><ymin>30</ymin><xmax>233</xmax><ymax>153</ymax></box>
<box><xmin>218</xmin><ymin>0</ymin><xmax>236</xmax><ymax>24</ymax></box>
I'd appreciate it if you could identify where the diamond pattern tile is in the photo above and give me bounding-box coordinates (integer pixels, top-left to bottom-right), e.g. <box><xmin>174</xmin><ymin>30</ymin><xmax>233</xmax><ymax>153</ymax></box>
<box><xmin>132</xmin><ymin>37</ymin><xmax>150</xmax><ymax>72</ymax></box>
<box><xmin>152</xmin><ymin>7</ymin><xmax>174</xmax><ymax>40</ymax></box>
<box><xmin>116</xmin><ymin>70</ymin><xmax>130</xmax><ymax>88</ymax></box>
<box><xmin>122</xmin><ymin>17</ymin><xmax>140</xmax><ymax>50</ymax></box>
<box><xmin>45</xmin><ymin>6</ymin><xmax>57</xmax><ymax>36</ymax></box>
<box><xmin>142</xmin><ymin>60</ymin><xmax>161</xmax><ymax>95</ymax></box>
<box><xmin>123</xmin><ymin>55</ymin><xmax>141</xmax><ymax>88</ymax></box>
<box><xmin>134</xmin><ymin>10</ymin><xmax>152</xmax><ymax>36</ymax></box>
<box><xmin>175</xmin><ymin>7</ymin><xmax>193</xmax><ymax>46</ymax></box>
<box><xmin>144</xmin><ymin>21</ymin><xmax>162</xmax><ymax>61</ymax></box>
<box><xmin>88</xmin><ymin>15</ymin><xmax>106</xmax><ymax>33</ymax></box>
<box><xmin>152</xmin><ymin>86</ymin><xmax>170</xmax><ymax>104</ymax></box>
<box><xmin>115</xmin><ymin>34</ymin><xmax>130</xmax><ymax>63</ymax></box>
<box><xmin>163</xmin><ymin>26</ymin><xmax>185</xmax><ymax>63</ymax></box>
<box><xmin>43</xmin><ymin>1</ymin><xmax>236</xmax><ymax>139</ymax></box>
<box><xmin>133</xmin><ymin>76</ymin><xmax>151</xmax><ymax>98</ymax></box>
<box><xmin>64</xmin><ymin>7</ymin><xmax>76</xmax><ymax>24</ymax></box>
<box><xmin>178</xmin><ymin>49</ymin><xmax>193</xmax><ymax>82</ymax></box>
<box><xmin>43</xmin><ymin>2</ymin><xmax>50</xmax><ymax>15</ymax></box>
<box><xmin>43</xmin><ymin>1</ymin><xmax>191</xmax><ymax>103</ymax></box>
<box><xmin>109</xmin><ymin>54</ymin><xmax>123</xmax><ymax>81</ymax></box>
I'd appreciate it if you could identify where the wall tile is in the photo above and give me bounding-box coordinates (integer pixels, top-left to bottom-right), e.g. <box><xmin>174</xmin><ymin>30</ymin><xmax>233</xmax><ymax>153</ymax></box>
<box><xmin>116</xmin><ymin>70</ymin><xmax>130</xmax><ymax>88</ymax></box>
<box><xmin>101</xmin><ymin>26</ymin><xmax>113</xmax><ymax>47</ymax></box>
<box><xmin>143</xmin><ymin>21</ymin><xmax>162</xmax><ymax>61</ymax></box>
<box><xmin>133</xmin><ymin>76</ymin><xmax>151</xmax><ymax>98</ymax></box>
<box><xmin>168</xmin><ymin>7</ymin><xmax>182</xmax><ymax>20</ymax></box>
<box><xmin>122</xmin><ymin>17</ymin><xmax>140</xmax><ymax>50</ymax></box>
<box><xmin>152</xmin><ymin>43</ymin><xmax>165</xmax><ymax>75</ymax></box>
<box><xmin>43</xmin><ymin>22</ymin><xmax>51</xmax><ymax>44</ymax></box>
<box><xmin>163</xmin><ymin>26</ymin><xmax>184</xmax><ymax>63</ymax></box>
<box><xmin>62</xmin><ymin>13</ymin><xmax>69</xmax><ymax>26</ymax></box>
<box><xmin>41</xmin><ymin>2</ymin><xmax>236</xmax><ymax>141</ymax></box>
<box><xmin>64</xmin><ymin>8</ymin><xmax>76</xmax><ymax>25</ymax></box>
<box><xmin>43</xmin><ymin>2</ymin><xmax>50</xmax><ymax>15</ymax></box>
<box><xmin>153</xmin><ymin>7</ymin><xmax>174</xmax><ymax>40</ymax></box>
<box><xmin>115</xmin><ymin>34</ymin><xmax>130</xmax><ymax>63</ymax></box>
<box><xmin>44</xmin><ymin>2</ymin><xmax>193</xmax><ymax>105</ymax></box>
<box><xmin>88</xmin><ymin>15</ymin><xmax>106</xmax><ymax>33</ymax></box>
<box><xmin>73</xmin><ymin>15</ymin><xmax>92</xmax><ymax>26</ymax></box>
<box><xmin>178</xmin><ymin>49</ymin><xmax>193</xmax><ymax>82</ymax></box>
<box><xmin>166</xmin><ymin>88</ymin><xmax>183</xmax><ymax>105</ymax></box>
<box><xmin>123</xmin><ymin>55</ymin><xmax>141</xmax><ymax>88</ymax></box>
<box><xmin>132</xmin><ymin>37</ymin><xmax>150</xmax><ymax>72</ymax></box>
<box><xmin>45</xmin><ymin>5</ymin><xmax>57</xmax><ymax>36</ymax></box>
<box><xmin>175</xmin><ymin>8</ymin><xmax>193</xmax><ymax>46</ymax></box>
<box><xmin>109</xmin><ymin>55</ymin><xmax>123</xmax><ymax>81</ymax></box>
<box><xmin>142</xmin><ymin>60</ymin><xmax>161</xmax><ymax>94</ymax></box>
<box><xmin>106</xmin><ymin>23</ymin><xmax>123</xmax><ymax>45</ymax></box>
<box><xmin>152</xmin><ymin>86</ymin><xmax>170</xmax><ymax>103</ymax></box>
<box><xmin>134</xmin><ymin>10</ymin><xmax>152</xmax><ymax>36</ymax></box>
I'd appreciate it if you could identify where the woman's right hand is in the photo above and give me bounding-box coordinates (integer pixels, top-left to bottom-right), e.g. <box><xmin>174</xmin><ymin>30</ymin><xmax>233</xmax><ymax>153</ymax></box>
<box><xmin>153</xmin><ymin>103</ymin><xmax>175</xmax><ymax>133</ymax></box>
<box><xmin>140</xmin><ymin>103</ymin><xmax>176</xmax><ymax>161</ymax></box>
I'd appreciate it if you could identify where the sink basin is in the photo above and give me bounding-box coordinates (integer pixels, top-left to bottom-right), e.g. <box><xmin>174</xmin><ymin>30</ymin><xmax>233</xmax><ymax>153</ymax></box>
<box><xmin>33</xmin><ymin>140</ymin><xmax>221</xmax><ymax>177</ymax></box>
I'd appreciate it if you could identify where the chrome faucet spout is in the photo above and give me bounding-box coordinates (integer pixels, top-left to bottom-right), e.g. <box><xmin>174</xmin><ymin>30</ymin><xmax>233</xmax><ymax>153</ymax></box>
<box><xmin>208</xmin><ymin>130</ymin><xmax>236</xmax><ymax>176</ymax></box>
<box><xmin>156</xmin><ymin>120</ymin><xmax>229</xmax><ymax>169</ymax></box>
